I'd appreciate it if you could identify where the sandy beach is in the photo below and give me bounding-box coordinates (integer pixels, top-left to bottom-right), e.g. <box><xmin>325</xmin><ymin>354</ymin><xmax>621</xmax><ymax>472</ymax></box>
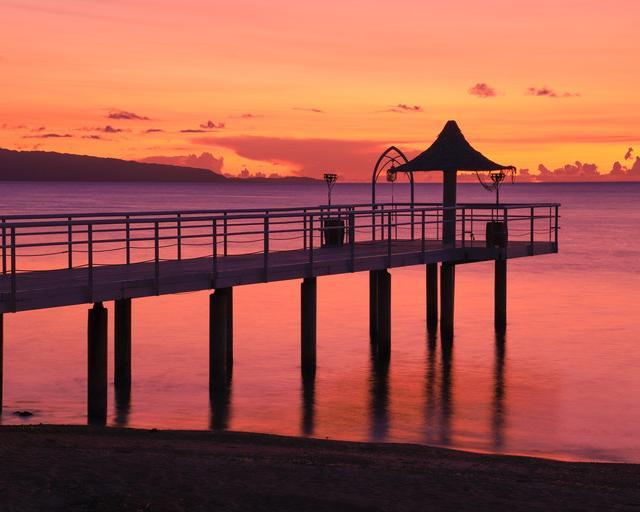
<box><xmin>0</xmin><ymin>425</ymin><xmax>637</xmax><ymax>511</ymax></box>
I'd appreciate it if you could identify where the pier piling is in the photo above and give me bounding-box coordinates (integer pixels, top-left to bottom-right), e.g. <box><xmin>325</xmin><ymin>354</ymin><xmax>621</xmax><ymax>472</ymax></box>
<box><xmin>209</xmin><ymin>289</ymin><xmax>230</xmax><ymax>395</ymax></box>
<box><xmin>426</xmin><ymin>263</ymin><xmax>438</xmax><ymax>332</ymax></box>
<box><xmin>87</xmin><ymin>302</ymin><xmax>108</xmax><ymax>425</ymax></box>
<box><xmin>374</xmin><ymin>270</ymin><xmax>391</xmax><ymax>360</ymax></box>
<box><xmin>301</xmin><ymin>277</ymin><xmax>317</xmax><ymax>375</ymax></box>
<box><xmin>440</xmin><ymin>263</ymin><xmax>455</xmax><ymax>339</ymax></box>
<box><xmin>226</xmin><ymin>287</ymin><xmax>234</xmax><ymax>377</ymax></box>
<box><xmin>0</xmin><ymin>314</ymin><xmax>3</xmax><ymax>411</ymax></box>
<box><xmin>114</xmin><ymin>298</ymin><xmax>131</xmax><ymax>397</ymax></box>
<box><xmin>369</xmin><ymin>271</ymin><xmax>378</xmax><ymax>343</ymax></box>
<box><xmin>495</xmin><ymin>259</ymin><xmax>507</xmax><ymax>332</ymax></box>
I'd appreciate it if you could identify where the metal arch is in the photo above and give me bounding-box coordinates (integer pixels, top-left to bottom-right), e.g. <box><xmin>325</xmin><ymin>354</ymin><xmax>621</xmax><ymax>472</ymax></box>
<box><xmin>371</xmin><ymin>146</ymin><xmax>413</xmax><ymax>207</ymax></box>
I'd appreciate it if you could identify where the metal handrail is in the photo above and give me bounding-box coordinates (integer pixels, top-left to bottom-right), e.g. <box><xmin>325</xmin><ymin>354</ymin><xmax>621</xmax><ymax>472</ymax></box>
<box><xmin>0</xmin><ymin>203</ymin><xmax>560</xmax><ymax>311</ymax></box>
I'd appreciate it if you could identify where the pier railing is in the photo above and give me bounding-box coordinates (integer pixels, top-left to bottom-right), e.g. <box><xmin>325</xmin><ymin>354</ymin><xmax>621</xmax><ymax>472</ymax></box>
<box><xmin>0</xmin><ymin>203</ymin><xmax>559</xmax><ymax>305</ymax></box>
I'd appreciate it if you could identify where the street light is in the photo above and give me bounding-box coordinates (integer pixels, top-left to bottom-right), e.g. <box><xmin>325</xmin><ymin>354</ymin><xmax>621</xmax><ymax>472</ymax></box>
<box><xmin>324</xmin><ymin>173</ymin><xmax>338</xmax><ymax>206</ymax></box>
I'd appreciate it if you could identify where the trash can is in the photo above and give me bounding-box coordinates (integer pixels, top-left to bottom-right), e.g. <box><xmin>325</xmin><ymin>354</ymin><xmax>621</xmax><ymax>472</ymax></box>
<box><xmin>321</xmin><ymin>218</ymin><xmax>345</xmax><ymax>247</ymax></box>
<box><xmin>486</xmin><ymin>221</ymin><xmax>508</xmax><ymax>248</ymax></box>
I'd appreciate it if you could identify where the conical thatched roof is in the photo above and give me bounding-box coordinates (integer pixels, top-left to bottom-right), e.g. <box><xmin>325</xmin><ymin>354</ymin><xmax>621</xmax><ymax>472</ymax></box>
<box><xmin>394</xmin><ymin>120</ymin><xmax>515</xmax><ymax>173</ymax></box>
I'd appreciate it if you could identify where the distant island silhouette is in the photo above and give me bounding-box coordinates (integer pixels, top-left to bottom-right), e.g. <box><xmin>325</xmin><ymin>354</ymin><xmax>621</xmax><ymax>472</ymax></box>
<box><xmin>0</xmin><ymin>148</ymin><xmax>319</xmax><ymax>183</ymax></box>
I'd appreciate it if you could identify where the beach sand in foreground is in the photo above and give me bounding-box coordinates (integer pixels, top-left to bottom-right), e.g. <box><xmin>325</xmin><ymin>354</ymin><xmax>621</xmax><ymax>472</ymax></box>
<box><xmin>0</xmin><ymin>425</ymin><xmax>638</xmax><ymax>511</ymax></box>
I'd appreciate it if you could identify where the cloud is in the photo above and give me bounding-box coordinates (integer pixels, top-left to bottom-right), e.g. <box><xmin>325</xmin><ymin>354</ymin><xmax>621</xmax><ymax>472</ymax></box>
<box><xmin>624</xmin><ymin>147</ymin><xmax>633</xmax><ymax>160</ymax></box>
<box><xmin>394</xmin><ymin>104</ymin><xmax>423</xmax><ymax>112</ymax></box>
<box><xmin>180</xmin><ymin>129</ymin><xmax>209</xmax><ymax>133</ymax></box>
<box><xmin>31</xmin><ymin>126</ymin><xmax>47</xmax><ymax>132</ymax></box>
<box><xmin>292</xmin><ymin>107</ymin><xmax>325</xmax><ymax>113</ymax></box>
<box><xmin>236</xmin><ymin>113</ymin><xmax>263</xmax><ymax>119</ymax></box>
<box><xmin>199</xmin><ymin>120</ymin><xmax>225</xmax><ymax>129</ymax></box>
<box><xmin>468</xmin><ymin>83</ymin><xmax>497</xmax><ymax>98</ymax></box>
<box><xmin>526</xmin><ymin>87</ymin><xmax>580</xmax><ymax>98</ymax></box>
<box><xmin>143</xmin><ymin>128</ymin><xmax>164</xmax><ymax>133</ymax></box>
<box><xmin>100</xmin><ymin>125</ymin><xmax>123</xmax><ymax>133</ymax></box>
<box><xmin>82</xmin><ymin>135</ymin><xmax>104</xmax><ymax>140</ymax></box>
<box><xmin>191</xmin><ymin>135</ymin><xmax>387</xmax><ymax>180</ymax></box>
<box><xmin>23</xmin><ymin>133</ymin><xmax>72</xmax><ymax>139</ymax></box>
<box><xmin>107</xmin><ymin>110</ymin><xmax>150</xmax><ymax>120</ymax></box>
<box><xmin>138</xmin><ymin>152</ymin><xmax>224</xmax><ymax>172</ymax></box>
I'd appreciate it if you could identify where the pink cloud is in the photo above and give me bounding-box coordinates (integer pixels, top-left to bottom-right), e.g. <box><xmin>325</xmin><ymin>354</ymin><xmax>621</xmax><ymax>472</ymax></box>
<box><xmin>192</xmin><ymin>135</ymin><xmax>387</xmax><ymax>180</ymax></box>
<box><xmin>139</xmin><ymin>152</ymin><xmax>224</xmax><ymax>172</ymax></box>
<box><xmin>468</xmin><ymin>83</ymin><xmax>497</xmax><ymax>98</ymax></box>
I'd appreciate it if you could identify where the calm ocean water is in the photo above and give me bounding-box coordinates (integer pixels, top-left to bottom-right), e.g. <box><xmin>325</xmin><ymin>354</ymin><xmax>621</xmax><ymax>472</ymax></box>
<box><xmin>1</xmin><ymin>181</ymin><xmax>638</xmax><ymax>462</ymax></box>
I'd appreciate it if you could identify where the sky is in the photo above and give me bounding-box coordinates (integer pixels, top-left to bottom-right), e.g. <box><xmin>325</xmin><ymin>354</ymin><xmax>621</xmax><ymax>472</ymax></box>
<box><xmin>0</xmin><ymin>0</ymin><xmax>639</xmax><ymax>180</ymax></box>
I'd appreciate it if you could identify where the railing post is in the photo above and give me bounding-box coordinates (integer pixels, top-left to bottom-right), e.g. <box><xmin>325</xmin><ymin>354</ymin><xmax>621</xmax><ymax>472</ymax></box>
<box><xmin>177</xmin><ymin>213</ymin><xmax>182</xmax><ymax>260</ymax></box>
<box><xmin>154</xmin><ymin>221</ymin><xmax>160</xmax><ymax>294</ymax></box>
<box><xmin>263</xmin><ymin>216</ymin><xmax>269</xmax><ymax>282</ymax></box>
<box><xmin>2</xmin><ymin>220</ymin><xmax>6</xmax><ymax>275</ymax></box>
<box><xmin>461</xmin><ymin>208</ymin><xmax>466</xmax><ymax>247</ymax></box>
<box><xmin>125</xmin><ymin>215</ymin><xmax>130</xmax><ymax>265</ymax></box>
<box><xmin>349</xmin><ymin>211</ymin><xmax>355</xmax><ymax>272</ymax></box>
<box><xmin>554</xmin><ymin>205</ymin><xmax>559</xmax><ymax>250</ymax></box>
<box><xmin>372</xmin><ymin>205</ymin><xmax>376</xmax><ymax>242</ymax></box>
<box><xmin>421</xmin><ymin>210</ymin><xmax>426</xmax><ymax>258</ymax></box>
<box><xmin>530</xmin><ymin>207</ymin><xmax>535</xmax><ymax>254</ymax></box>
<box><xmin>309</xmin><ymin>215</ymin><xmax>314</xmax><ymax>274</ymax></box>
<box><xmin>223</xmin><ymin>212</ymin><xmax>228</xmax><ymax>257</ymax></box>
<box><xmin>303</xmin><ymin>210</ymin><xmax>307</xmax><ymax>250</ymax></box>
<box><xmin>212</xmin><ymin>219</ymin><xmax>218</xmax><ymax>278</ymax></box>
<box><xmin>436</xmin><ymin>209</ymin><xmax>440</xmax><ymax>240</ymax></box>
<box><xmin>87</xmin><ymin>224</ymin><xmax>93</xmax><ymax>301</ymax></box>
<box><xmin>387</xmin><ymin>211</ymin><xmax>392</xmax><ymax>266</ymax></box>
<box><xmin>67</xmin><ymin>217</ymin><xmax>73</xmax><ymax>269</ymax></box>
<box><xmin>10</xmin><ymin>227</ymin><xmax>16</xmax><ymax>311</ymax></box>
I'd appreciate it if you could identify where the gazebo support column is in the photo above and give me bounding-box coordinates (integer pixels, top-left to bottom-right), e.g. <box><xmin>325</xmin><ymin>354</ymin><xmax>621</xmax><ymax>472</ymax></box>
<box><xmin>426</xmin><ymin>263</ymin><xmax>438</xmax><ymax>332</ymax></box>
<box><xmin>495</xmin><ymin>259</ymin><xmax>507</xmax><ymax>332</ymax></box>
<box><xmin>440</xmin><ymin>263</ymin><xmax>455</xmax><ymax>339</ymax></box>
<box><xmin>442</xmin><ymin>170</ymin><xmax>457</xmax><ymax>244</ymax></box>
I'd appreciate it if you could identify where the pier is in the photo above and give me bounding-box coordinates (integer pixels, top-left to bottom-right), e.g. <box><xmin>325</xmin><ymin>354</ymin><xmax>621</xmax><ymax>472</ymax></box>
<box><xmin>0</xmin><ymin>202</ymin><xmax>559</xmax><ymax>422</ymax></box>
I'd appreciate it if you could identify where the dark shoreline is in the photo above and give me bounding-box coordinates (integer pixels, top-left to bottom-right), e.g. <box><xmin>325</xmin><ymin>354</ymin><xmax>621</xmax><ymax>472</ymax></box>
<box><xmin>0</xmin><ymin>425</ymin><xmax>638</xmax><ymax>511</ymax></box>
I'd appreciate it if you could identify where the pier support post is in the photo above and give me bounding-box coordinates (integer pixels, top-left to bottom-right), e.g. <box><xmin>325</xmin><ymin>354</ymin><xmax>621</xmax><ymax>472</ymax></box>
<box><xmin>440</xmin><ymin>263</ymin><xmax>455</xmax><ymax>340</ymax></box>
<box><xmin>226</xmin><ymin>287</ymin><xmax>234</xmax><ymax>376</ymax></box>
<box><xmin>210</xmin><ymin>289</ymin><xmax>230</xmax><ymax>395</ymax></box>
<box><xmin>0</xmin><ymin>314</ymin><xmax>3</xmax><ymax>412</ymax></box>
<box><xmin>114</xmin><ymin>298</ymin><xmax>131</xmax><ymax>397</ymax></box>
<box><xmin>87</xmin><ymin>302</ymin><xmax>108</xmax><ymax>425</ymax></box>
<box><xmin>495</xmin><ymin>259</ymin><xmax>507</xmax><ymax>332</ymax></box>
<box><xmin>301</xmin><ymin>277</ymin><xmax>317</xmax><ymax>375</ymax></box>
<box><xmin>374</xmin><ymin>270</ymin><xmax>391</xmax><ymax>360</ymax></box>
<box><xmin>426</xmin><ymin>263</ymin><xmax>438</xmax><ymax>333</ymax></box>
<box><xmin>369</xmin><ymin>271</ymin><xmax>378</xmax><ymax>342</ymax></box>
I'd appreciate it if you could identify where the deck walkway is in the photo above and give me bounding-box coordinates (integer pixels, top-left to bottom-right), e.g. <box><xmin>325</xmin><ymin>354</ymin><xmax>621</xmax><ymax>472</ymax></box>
<box><xmin>0</xmin><ymin>238</ymin><xmax>555</xmax><ymax>313</ymax></box>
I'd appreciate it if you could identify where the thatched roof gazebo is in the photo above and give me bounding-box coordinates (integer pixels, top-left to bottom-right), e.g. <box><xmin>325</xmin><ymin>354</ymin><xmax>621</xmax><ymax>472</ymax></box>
<box><xmin>372</xmin><ymin>120</ymin><xmax>515</xmax><ymax>242</ymax></box>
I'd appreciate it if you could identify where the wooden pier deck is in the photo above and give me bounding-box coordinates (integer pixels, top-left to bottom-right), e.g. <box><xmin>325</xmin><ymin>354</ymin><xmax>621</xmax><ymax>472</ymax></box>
<box><xmin>0</xmin><ymin>238</ymin><xmax>555</xmax><ymax>314</ymax></box>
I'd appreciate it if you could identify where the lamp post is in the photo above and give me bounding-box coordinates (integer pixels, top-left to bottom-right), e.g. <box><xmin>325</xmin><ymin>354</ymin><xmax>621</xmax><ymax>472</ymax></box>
<box><xmin>324</xmin><ymin>173</ymin><xmax>338</xmax><ymax>206</ymax></box>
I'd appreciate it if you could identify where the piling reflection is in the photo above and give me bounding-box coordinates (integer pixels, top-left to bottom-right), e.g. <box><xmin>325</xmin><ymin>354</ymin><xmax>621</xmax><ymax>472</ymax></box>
<box><xmin>492</xmin><ymin>331</ymin><xmax>507</xmax><ymax>450</ymax></box>
<box><xmin>369</xmin><ymin>349</ymin><xmax>390</xmax><ymax>441</ymax></box>
<box><xmin>210</xmin><ymin>384</ymin><xmax>232</xmax><ymax>430</ymax></box>
<box><xmin>424</xmin><ymin>333</ymin><xmax>454</xmax><ymax>445</ymax></box>
<box><xmin>300</xmin><ymin>371</ymin><xmax>316</xmax><ymax>436</ymax></box>
<box><xmin>113</xmin><ymin>387</ymin><xmax>131</xmax><ymax>427</ymax></box>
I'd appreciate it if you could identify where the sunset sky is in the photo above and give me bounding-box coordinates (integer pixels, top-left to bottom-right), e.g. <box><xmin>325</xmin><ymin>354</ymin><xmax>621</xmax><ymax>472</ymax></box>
<box><xmin>1</xmin><ymin>0</ymin><xmax>638</xmax><ymax>180</ymax></box>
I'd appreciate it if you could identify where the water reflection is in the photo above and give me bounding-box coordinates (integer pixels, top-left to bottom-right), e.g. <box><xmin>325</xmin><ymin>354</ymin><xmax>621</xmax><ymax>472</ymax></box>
<box><xmin>113</xmin><ymin>387</ymin><xmax>131</xmax><ymax>427</ymax></box>
<box><xmin>492</xmin><ymin>331</ymin><xmax>507</xmax><ymax>450</ymax></box>
<box><xmin>424</xmin><ymin>334</ymin><xmax>453</xmax><ymax>445</ymax></box>
<box><xmin>369</xmin><ymin>350</ymin><xmax>390</xmax><ymax>441</ymax></box>
<box><xmin>210</xmin><ymin>385</ymin><xmax>232</xmax><ymax>430</ymax></box>
<box><xmin>300</xmin><ymin>372</ymin><xmax>316</xmax><ymax>436</ymax></box>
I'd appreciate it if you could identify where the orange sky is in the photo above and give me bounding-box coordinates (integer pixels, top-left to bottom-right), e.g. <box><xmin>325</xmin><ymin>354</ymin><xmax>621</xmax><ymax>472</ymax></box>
<box><xmin>1</xmin><ymin>0</ymin><xmax>639</xmax><ymax>180</ymax></box>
